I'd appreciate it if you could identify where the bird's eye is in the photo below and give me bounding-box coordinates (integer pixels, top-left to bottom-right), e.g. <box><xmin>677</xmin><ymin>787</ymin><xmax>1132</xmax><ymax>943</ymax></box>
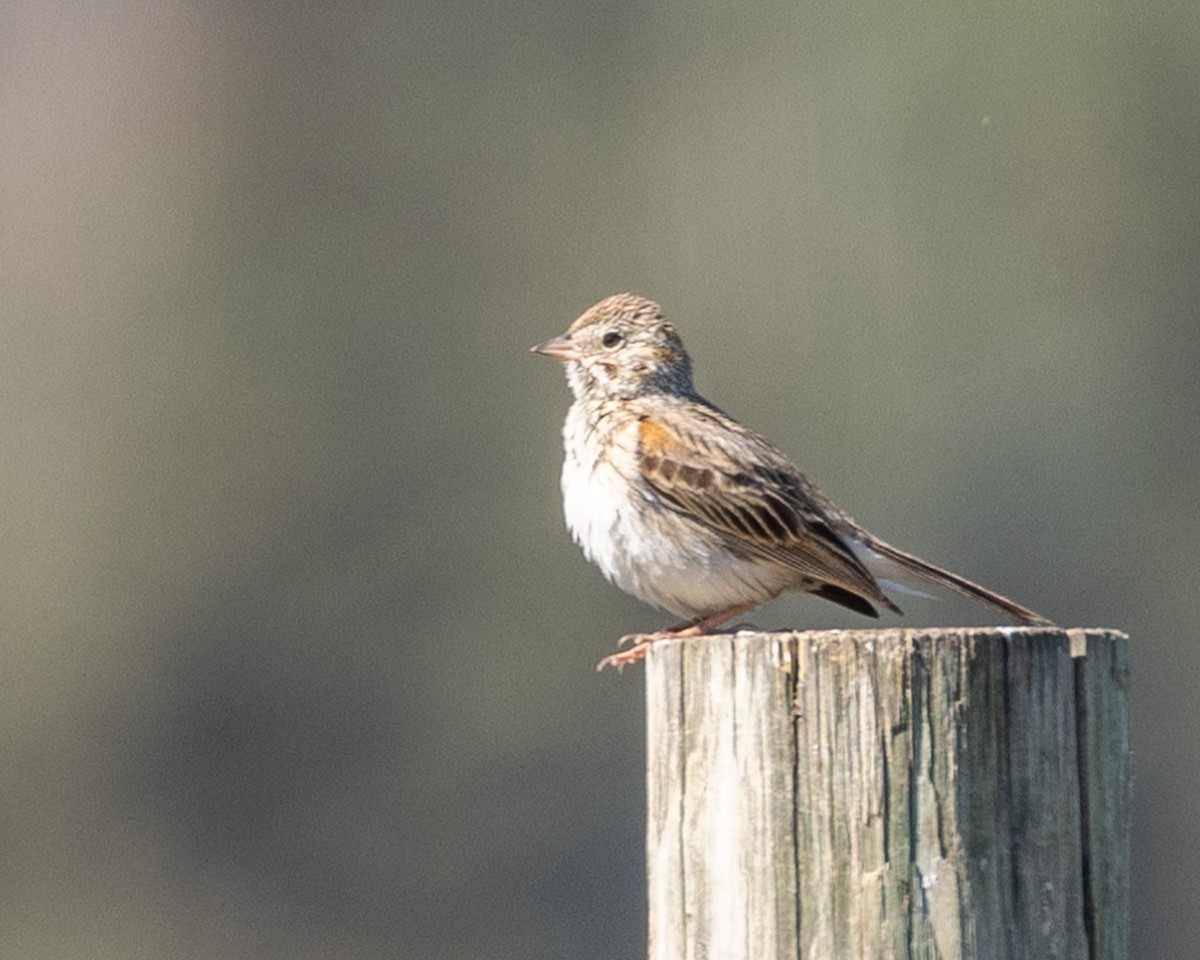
<box><xmin>601</xmin><ymin>330</ymin><xmax>623</xmax><ymax>349</ymax></box>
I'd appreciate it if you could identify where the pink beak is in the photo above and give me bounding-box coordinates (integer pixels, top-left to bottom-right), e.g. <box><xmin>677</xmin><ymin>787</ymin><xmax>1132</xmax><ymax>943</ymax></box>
<box><xmin>530</xmin><ymin>335</ymin><xmax>582</xmax><ymax>362</ymax></box>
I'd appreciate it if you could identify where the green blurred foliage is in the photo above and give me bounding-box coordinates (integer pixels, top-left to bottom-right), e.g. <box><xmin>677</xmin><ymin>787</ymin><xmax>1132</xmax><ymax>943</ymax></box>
<box><xmin>2</xmin><ymin>0</ymin><xmax>1197</xmax><ymax>956</ymax></box>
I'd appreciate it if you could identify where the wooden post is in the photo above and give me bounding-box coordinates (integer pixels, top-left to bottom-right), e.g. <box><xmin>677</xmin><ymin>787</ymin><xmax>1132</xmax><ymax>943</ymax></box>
<box><xmin>644</xmin><ymin>627</ymin><xmax>1129</xmax><ymax>960</ymax></box>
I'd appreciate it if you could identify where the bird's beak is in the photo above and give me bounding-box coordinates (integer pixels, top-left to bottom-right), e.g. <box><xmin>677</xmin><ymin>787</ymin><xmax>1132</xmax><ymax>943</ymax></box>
<box><xmin>530</xmin><ymin>334</ymin><xmax>582</xmax><ymax>362</ymax></box>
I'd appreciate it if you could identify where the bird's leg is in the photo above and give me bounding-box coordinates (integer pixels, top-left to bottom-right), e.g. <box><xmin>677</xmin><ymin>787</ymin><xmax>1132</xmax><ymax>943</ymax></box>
<box><xmin>597</xmin><ymin>602</ymin><xmax>760</xmax><ymax>672</ymax></box>
<box><xmin>614</xmin><ymin>614</ymin><xmax>703</xmax><ymax>648</ymax></box>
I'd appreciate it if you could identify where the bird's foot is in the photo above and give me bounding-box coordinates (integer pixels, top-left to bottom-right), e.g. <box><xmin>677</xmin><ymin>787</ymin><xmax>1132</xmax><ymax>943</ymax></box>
<box><xmin>599</xmin><ymin>605</ymin><xmax>762</xmax><ymax>672</ymax></box>
<box><xmin>597</xmin><ymin>637</ymin><xmax>657</xmax><ymax>672</ymax></box>
<box><xmin>600</xmin><ymin>626</ymin><xmax>694</xmax><ymax>670</ymax></box>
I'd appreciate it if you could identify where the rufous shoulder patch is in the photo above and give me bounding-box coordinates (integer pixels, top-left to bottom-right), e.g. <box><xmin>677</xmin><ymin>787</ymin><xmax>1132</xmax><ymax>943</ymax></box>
<box><xmin>638</xmin><ymin>418</ymin><xmax>675</xmax><ymax>458</ymax></box>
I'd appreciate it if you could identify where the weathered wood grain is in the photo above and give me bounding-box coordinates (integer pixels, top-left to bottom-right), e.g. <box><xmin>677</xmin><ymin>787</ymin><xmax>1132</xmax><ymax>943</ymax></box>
<box><xmin>644</xmin><ymin>628</ymin><xmax>1129</xmax><ymax>960</ymax></box>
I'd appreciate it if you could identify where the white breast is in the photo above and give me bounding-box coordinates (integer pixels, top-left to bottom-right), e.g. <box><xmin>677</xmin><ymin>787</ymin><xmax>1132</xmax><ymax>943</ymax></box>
<box><xmin>560</xmin><ymin>404</ymin><xmax>641</xmax><ymax>591</ymax></box>
<box><xmin>559</xmin><ymin>402</ymin><xmax>788</xmax><ymax>618</ymax></box>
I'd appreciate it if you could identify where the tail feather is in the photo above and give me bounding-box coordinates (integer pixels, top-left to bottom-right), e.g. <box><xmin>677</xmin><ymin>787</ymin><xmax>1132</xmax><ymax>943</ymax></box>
<box><xmin>856</xmin><ymin>536</ymin><xmax>1054</xmax><ymax>627</ymax></box>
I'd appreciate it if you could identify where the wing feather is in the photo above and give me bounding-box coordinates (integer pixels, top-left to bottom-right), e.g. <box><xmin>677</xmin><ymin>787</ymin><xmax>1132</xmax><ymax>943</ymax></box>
<box><xmin>636</xmin><ymin>411</ymin><xmax>897</xmax><ymax>612</ymax></box>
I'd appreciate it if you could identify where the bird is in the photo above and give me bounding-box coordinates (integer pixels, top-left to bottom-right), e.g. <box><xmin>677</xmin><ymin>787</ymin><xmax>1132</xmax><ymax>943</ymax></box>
<box><xmin>531</xmin><ymin>293</ymin><xmax>1053</xmax><ymax>670</ymax></box>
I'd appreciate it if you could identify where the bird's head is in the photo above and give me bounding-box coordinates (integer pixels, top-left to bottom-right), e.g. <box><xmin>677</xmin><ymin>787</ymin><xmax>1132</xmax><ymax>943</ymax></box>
<box><xmin>531</xmin><ymin>293</ymin><xmax>695</xmax><ymax>400</ymax></box>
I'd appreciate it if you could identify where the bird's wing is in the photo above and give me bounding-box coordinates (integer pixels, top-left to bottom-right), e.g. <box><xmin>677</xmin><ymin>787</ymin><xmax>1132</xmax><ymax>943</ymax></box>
<box><xmin>636</xmin><ymin>409</ymin><xmax>896</xmax><ymax>612</ymax></box>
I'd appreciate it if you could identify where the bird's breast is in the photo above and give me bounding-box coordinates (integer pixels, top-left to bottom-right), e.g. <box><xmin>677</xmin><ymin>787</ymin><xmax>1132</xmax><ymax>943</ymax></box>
<box><xmin>559</xmin><ymin>402</ymin><xmax>788</xmax><ymax>617</ymax></box>
<box><xmin>560</xmin><ymin>404</ymin><xmax>642</xmax><ymax>585</ymax></box>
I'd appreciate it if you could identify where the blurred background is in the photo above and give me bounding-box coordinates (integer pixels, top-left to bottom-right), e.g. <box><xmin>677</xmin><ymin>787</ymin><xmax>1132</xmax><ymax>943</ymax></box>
<box><xmin>2</xmin><ymin>0</ymin><xmax>1195</xmax><ymax>956</ymax></box>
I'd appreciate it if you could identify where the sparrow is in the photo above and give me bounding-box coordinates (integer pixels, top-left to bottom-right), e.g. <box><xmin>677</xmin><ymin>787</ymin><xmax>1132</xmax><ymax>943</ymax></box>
<box><xmin>532</xmin><ymin>293</ymin><xmax>1053</xmax><ymax>670</ymax></box>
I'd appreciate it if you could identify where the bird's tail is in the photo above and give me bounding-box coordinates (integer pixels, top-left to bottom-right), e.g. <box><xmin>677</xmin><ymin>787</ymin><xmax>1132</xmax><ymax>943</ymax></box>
<box><xmin>853</xmin><ymin>535</ymin><xmax>1054</xmax><ymax>626</ymax></box>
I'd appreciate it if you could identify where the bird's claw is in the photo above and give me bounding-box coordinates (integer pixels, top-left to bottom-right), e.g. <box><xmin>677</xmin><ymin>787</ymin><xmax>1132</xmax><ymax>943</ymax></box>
<box><xmin>597</xmin><ymin>639</ymin><xmax>654</xmax><ymax>672</ymax></box>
